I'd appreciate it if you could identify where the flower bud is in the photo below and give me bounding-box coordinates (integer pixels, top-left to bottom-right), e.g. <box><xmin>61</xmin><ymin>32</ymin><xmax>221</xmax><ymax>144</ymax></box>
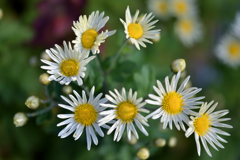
<box><xmin>0</xmin><ymin>9</ymin><xmax>3</xmax><ymax>20</ymax></box>
<box><xmin>171</xmin><ymin>59</ymin><xmax>186</xmax><ymax>73</ymax></box>
<box><xmin>62</xmin><ymin>85</ymin><xmax>73</xmax><ymax>95</ymax></box>
<box><xmin>180</xmin><ymin>70</ymin><xmax>187</xmax><ymax>78</ymax></box>
<box><xmin>151</xmin><ymin>33</ymin><xmax>161</xmax><ymax>43</ymax></box>
<box><xmin>168</xmin><ymin>137</ymin><xmax>177</xmax><ymax>147</ymax></box>
<box><xmin>137</xmin><ymin>147</ymin><xmax>150</xmax><ymax>160</ymax></box>
<box><xmin>154</xmin><ymin>138</ymin><xmax>166</xmax><ymax>147</ymax></box>
<box><xmin>41</xmin><ymin>51</ymin><xmax>51</xmax><ymax>61</ymax></box>
<box><xmin>185</xmin><ymin>80</ymin><xmax>192</xmax><ymax>89</ymax></box>
<box><xmin>39</xmin><ymin>73</ymin><xmax>50</xmax><ymax>85</ymax></box>
<box><xmin>25</xmin><ymin>96</ymin><xmax>40</xmax><ymax>109</ymax></box>
<box><xmin>13</xmin><ymin>112</ymin><xmax>28</xmax><ymax>127</ymax></box>
<box><xmin>126</xmin><ymin>134</ymin><xmax>138</xmax><ymax>145</ymax></box>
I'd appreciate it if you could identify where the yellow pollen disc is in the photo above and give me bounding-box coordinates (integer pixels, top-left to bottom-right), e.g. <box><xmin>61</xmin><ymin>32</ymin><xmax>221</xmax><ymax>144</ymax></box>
<box><xmin>162</xmin><ymin>91</ymin><xmax>184</xmax><ymax>115</ymax></box>
<box><xmin>74</xmin><ymin>103</ymin><xmax>97</xmax><ymax>126</ymax></box>
<box><xmin>116</xmin><ymin>101</ymin><xmax>138</xmax><ymax>123</ymax></box>
<box><xmin>176</xmin><ymin>1</ymin><xmax>187</xmax><ymax>14</ymax></box>
<box><xmin>81</xmin><ymin>29</ymin><xmax>98</xmax><ymax>48</ymax></box>
<box><xmin>60</xmin><ymin>59</ymin><xmax>79</xmax><ymax>77</ymax></box>
<box><xmin>179</xmin><ymin>20</ymin><xmax>193</xmax><ymax>34</ymax></box>
<box><xmin>128</xmin><ymin>23</ymin><xmax>143</xmax><ymax>39</ymax></box>
<box><xmin>158</xmin><ymin>2</ymin><xmax>168</xmax><ymax>12</ymax></box>
<box><xmin>193</xmin><ymin>114</ymin><xmax>211</xmax><ymax>136</ymax></box>
<box><xmin>228</xmin><ymin>42</ymin><xmax>240</xmax><ymax>58</ymax></box>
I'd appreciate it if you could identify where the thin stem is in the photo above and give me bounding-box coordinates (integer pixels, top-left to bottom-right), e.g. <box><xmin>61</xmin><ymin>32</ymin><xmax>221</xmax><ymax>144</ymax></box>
<box><xmin>26</xmin><ymin>101</ymin><xmax>57</xmax><ymax>118</ymax></box>
<box><xmin>167</xmin><ymin>71</ymin><xmax>173</xmax><ymax>78</ymax></box>
<box><xmin>107</xmin><ymin>39</ymin><xmax>128</xmax><ymax>74</ymax></box>
<box><xmin>95</xmin><ymin>56</ymin><xmax>108</xmax><ymax>93</ymax></box>
<box><xmin>40</xmin><ymin>99</ymin><xmax>51</xmax><ymax>104</ymax></box>
<box><xmin>44</xmin><ymin>85</ymin><xmax>50</xmax><ymax>99</ymax></box>
<box><xmin>95</xmin><ymin>56</ymin><xmax>104</xmax><ymax>76</ymax></box>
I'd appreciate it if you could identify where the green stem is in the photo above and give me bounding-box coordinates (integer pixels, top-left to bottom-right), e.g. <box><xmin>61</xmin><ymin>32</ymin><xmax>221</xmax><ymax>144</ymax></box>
<box><xmin>95</xmin><ymin>56</ymin><xmax>108</xmax><ymax>93</ymax></box>
<box><xmin>167</xmin><ymin>71</ymin><xmax>173</xmax><ymax>78</ymax></box>
<box><xmin>26</xmin><ymin>101</ymin><xmax>57</xmax><ymax>118</ymax></box>
<box><xmin>40</xmin><ymin>99</ymin><xmax>51</xmax><ymax>104</ymax></box>
<box><xmin>107</xmin><ymin>39</ymin><xmax>128</xmax><ymax>74</ymax></box>
<box><xmin>95</xmin><ymin>56</ymin><xmax>104</xmax><ymax>76</ymax></box>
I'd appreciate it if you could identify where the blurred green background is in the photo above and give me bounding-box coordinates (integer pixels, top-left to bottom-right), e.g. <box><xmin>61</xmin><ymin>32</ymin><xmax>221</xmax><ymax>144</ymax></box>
<box><xmin>0</xmin><ymin>0</ymin><xmax>240</xmax><ymax>160</ymax></box>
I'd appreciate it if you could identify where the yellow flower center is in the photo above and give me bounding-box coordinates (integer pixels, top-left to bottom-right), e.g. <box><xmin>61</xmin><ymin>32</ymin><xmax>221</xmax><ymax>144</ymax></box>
<box><xmin>179</xmin><ymin>19</ymin><xmax>193</xmax><ymax>34</ymax></box>
<box><xmin>193</xmin><ymin>114</ymin><xmax>211</xmax><ymax>136</ymax></box>
<box><xmin>74</xmin><ymin>103</ymin><xmax>97</xmax><ymax>126</ymax></box>
<box><xmin>162</xmin><ymin>92</ymin><xmax>184</xmax><ymax>115</ymax></box>
<box><xmin>158</xmin><ymin>2</ymin><xmax>168</xmax><ymax>13</ymax></box>
<box><xmin>60</xmin><ymin>59</ymin><xmax>79</xmax><ymax>77</ymax></box>
<box><xmin>128</xmin><ymin>23</ymin><xmax>143</xmax><ymax>39</ymax></box>
<box><xmin>81</xmin><ymin>29</ymin><xmax>98</xmax><ymax>49</ymax></box>
<box><xmin>228</xmin><ymin>42</ymin><xmax>240</xmax><ymax>58</ymax></box>
<box><xmin>175</xmin><ymin>1</ymin><xmax>188</xmax><ymax>15</ymax></box>
<box><xmin>116</xmin><ymin>101</ymin><xmax>138</xmax><ymax>123</ymax></box>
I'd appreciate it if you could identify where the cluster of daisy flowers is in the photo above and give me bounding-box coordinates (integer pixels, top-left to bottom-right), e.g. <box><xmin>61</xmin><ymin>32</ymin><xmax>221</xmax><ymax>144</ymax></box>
<box><xmin>14</xmin><ymin>6</ymin><xmax>232</xmax><ymax>158</ymax></box>
<box><xmin>56</xmin><ymin>69</ymin><xmax>232</xmax><ymax>157</ymax></box>
<box><xmin>147</xmin><ymin>0</ymin><xmax>203</xmax><ymax>47</ymax></box>
<box><xmin>215</xmin><ymin>12</ymin><xmax>240</xmax><ymax>68</ymax></box>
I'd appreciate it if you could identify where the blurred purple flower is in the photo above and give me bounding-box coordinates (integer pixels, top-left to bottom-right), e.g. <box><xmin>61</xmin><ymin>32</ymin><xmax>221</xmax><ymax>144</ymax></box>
<box><xmin>32</xmin><ymin>0</ymin><xmax>87</xmax><ymax>48</ymax></box>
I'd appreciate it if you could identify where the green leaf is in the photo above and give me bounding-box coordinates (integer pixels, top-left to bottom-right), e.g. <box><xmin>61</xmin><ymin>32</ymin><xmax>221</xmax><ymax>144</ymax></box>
<box><xmin>133</xmin><ymin>65</ymin><xmax>155</xmax><ymax>97</ymax></box>
<box><xmin>118</xmin><ymin>61</ymin><xmax>136</xmax><ymax>75</ymax></box>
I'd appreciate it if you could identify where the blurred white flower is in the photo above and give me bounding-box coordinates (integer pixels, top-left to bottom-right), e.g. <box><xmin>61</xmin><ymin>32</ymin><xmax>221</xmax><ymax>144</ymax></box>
<box><xmin>231</xmin><ymin>12</ymin><xmax>240</xmax><ymax>38</ymax></box>
<box><xmin>215</xmin><ymin>34</ymin><xmax>240</xmax><ymax>68</ymax></box>
<box><xmin>147</xmin><ymin>0</ymin><xmax>170</xmax><ymax>20</ymax></box>
<box><xmin>169</xmin><ymin>0</ymin><xmax>197</xmax><ymax>18</ymax></box>
<box><xmin>174</xmin><ymin>17</ymin><xmax>203</xmax><ymax>47</ymax></box>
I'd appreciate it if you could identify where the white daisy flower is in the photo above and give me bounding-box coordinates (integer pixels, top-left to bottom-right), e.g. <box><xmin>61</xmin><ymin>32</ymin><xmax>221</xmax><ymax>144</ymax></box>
<box><xmin>215</xmin><ymin>34</ymin><xmax>240</xmax><ymax>68</ymax></box>
<box><xmin>146</xmin><ymin>71</ymin><xmax>204</xmax><ymax>131</ymax></box>
<box><xmin>147</xmin><ymin>0</ymin><xmax>170</xmax><ymax>20</ymax></box>
<box><xmin>174</xmin><ymin>17</ymin><xmax>203</xmax><ymax>47</ymax></box>
<box><xmin>120</xmin><ymin>6</ymin><xmax>161</xmax><ymax>50</ymax></box>
<box><xmin>41</xmin><ymin>41</ymin><xmax>95</xmax><ymax>86</ymax></box>
<box><xmin>231</xmin><ymin>12</ymin><xmax>240</xmax><ymax>38</ymax></box>
<box><xmin>57</xmin><ymin>86</ymin><xmax>108</xmax><ymax>150</ymax></box>
<box><xmin>169</xmin><ymin>0</ymin><xmax>197</xmax><ymax>18</ymax></box>
<box><xmin>72</xmin><ymin>11</ymin><xmax>116</xmax><ymax>54</ymax></box>
<box><xmin>185</xmin><ymin>101</ymin><xmax>232</xmax><ymax>157</ymax></box>
<box><xmin>98</xmin><ymin>88</ymin><xmax>150</xmax><ymax>141</ymax></box>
